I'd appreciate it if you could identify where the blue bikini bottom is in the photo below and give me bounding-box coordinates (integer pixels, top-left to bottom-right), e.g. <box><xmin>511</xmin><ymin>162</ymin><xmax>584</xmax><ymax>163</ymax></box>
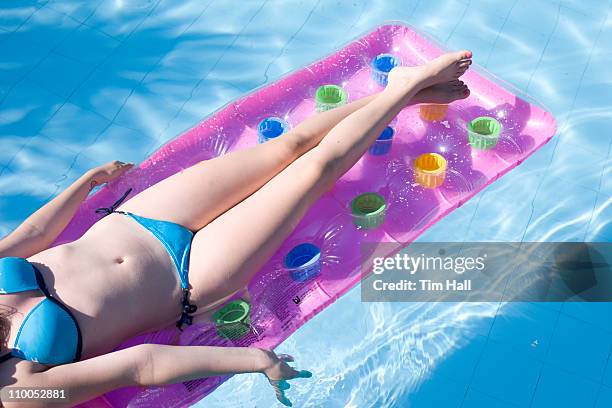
<box><xmin>96</xmin><ymin>189</ymin><xmax>198</xmax><ymax>329</ymax></box>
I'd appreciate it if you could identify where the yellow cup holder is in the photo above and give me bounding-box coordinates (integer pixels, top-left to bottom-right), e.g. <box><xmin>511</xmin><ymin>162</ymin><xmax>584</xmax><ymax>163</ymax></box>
<box><xmin>419</xmin><ymin>104</ymin><xmax>449</xmax><ymax>121</ymax></box>
<box><xmin>414</xmin><ymin>153</ymin><xmax>447</xmax><ymax>188</ymax></box>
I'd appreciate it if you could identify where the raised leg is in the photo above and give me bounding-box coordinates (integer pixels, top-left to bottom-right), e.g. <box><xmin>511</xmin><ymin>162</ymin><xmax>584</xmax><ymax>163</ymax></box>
<box><xmin>188</xmin><ymin>50</ymin><xmax>472</xmax><ymax>309</ymax></box>
<box><xmin>118</xmin><ymin>95</ymin><xmax>374</xmax><ymax>230</ymax></box>
<box><xmin>118</xmin><ymin>80</ymin><xmax>469</xmax><ymax>231</ymax></box>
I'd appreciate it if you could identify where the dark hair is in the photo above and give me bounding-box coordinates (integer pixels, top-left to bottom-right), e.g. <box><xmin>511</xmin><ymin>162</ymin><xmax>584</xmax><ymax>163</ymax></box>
<box><xmin>0</xmin><ymin>306</ymin><xmax>15</xmax><ymax>351</ymax></box>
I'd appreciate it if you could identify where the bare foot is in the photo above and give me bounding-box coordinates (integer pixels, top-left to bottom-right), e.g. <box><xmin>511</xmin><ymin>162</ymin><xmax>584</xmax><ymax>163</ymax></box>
<box><xmin>387</xmin><ymin>50</ymin><xmax>472</xmax><ymax>93</ymax></box>
<box><xmin>412</xmin><ymin>80</ymin><xmax>470</xmax><ymax>105</ymax></box>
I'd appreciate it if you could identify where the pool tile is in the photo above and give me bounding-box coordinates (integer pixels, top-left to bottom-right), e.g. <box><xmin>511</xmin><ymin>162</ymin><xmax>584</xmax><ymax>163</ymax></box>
<box><xmin>463</xmin><ymin>0</ymin><xmax>519</xmax><ymax>19</ymax></box>
<box><xmin>0</xmin><ymin>170</ymin><xmax>48</xmax><ymax>231</ymax></box>
<box><xmin>546</xmin><ymin>313</ymin><xmax>612</xmax><ymax>381</ymax></box>
<box><xmin>550</xmin><ymin>138</ymin><xmax>606</xmax><ymax>191</ymax></box>
<box><xmin>266</xmin><ymin>38</ymin><xmax>323</xmax><ymax>81</ymax></box>
<box><xmin>411</xmin><ymin>0</ymin><xmax>470</xmax><ymax>43</ymax></box>
<box><xmin>429</xmin><ymin>333</ymin><xmax>488</xmax><ymax>390</ymax></box>
<box><xmin>531</xmin><ymin>364</ymin><xmax>600</xmax><ymax>408</ymax></box>
<box><xmin>522</xmin><ymin>214</ymin><xmax>590</xmax><ymax>242</ymax></box>
<box><xmin>57</xmin><ymin>151</ymin><xmax>102</xmax><ymax>191</ymax></box>
<box><xmin>140</xmin><ymin>67</ymin><xmax>201</xmax><ymax>109</ymax></box>
<box><xmin>353</xmin><ymin>6</ymin><xmax>417</xmax><ymax>36</ymax></box>
<box><xmin>519</xmin><ymin>137</ymin><xmax>557</xmax><ymax>172</ymax></box>
<box><xmin>562</xmin><ymin>301</ymin><xmax>612</xmax><ymax>334</ymax></box>
<box><xmin>4</xmin><ymin>134</ymin><xmax>81</xmax><ymax>195</ymax></box>
<box><xmin>601</xmin><ymin>160</ymin><xmax>612</xmax><ymax>196</ymax></box>
<box><xmin>527</xmin><ymin>66</ymin><xmax>583</xmax><ymax>113</ymax></box>
<box><xmin>603</xmin><ymin>354</ymin><xmax>612</xmax><ymax>388</ymax></box>
<box><xmin>530</xmin><ymin>174</ymin><xmax>598</xmax><ymax>224</ymax></box>
<box><xmin>81</xmin><ymin>123</ymin><xmax>156</xmax><ymax>165</ymax></box>
<box><xmin>397</xmin><ymin>373</ymin><xmax>466</xmax><ymax>408</ymax></box>
<box><xmin>424</xmin><ymin>196</ymin><xmax>480</xmax><ymax>242</ymax></box>
<box><xmin>136</xmin><ymin>0</ymin><xmax>213</xmax><ymax>37</ymax></box>
<box><xmin>184</xmin><ymin>0</ymin><xmax>267</xmax><ymax>38</ymax></box>
<box><xmin>39</xmin><ymin>102</ymin><xmax>110</xmax><ymax>146</ymax></box>
<box><xmin>22</xmin><ymin>5</ymin><xmax>81</xmax><ymax>46</ymax></box>
<box><xmin>27</xmin><ymin>53</ymin><xmax>94</xmax><ymax>99</ymax></box>
<box><xmin>0</xmin><ymin>132</ymin><xmax>29</xmax><ymax>168</ymax></box>
<box><xmin>68</xmin><ymin>64</ymin><xmax>138</xmax><ymax>120</ymax></box>
<box><xmin>85</xmin><ymin>0</ymin><xmax>158</xmax><ymax>40</ymax></box>
<box><xmin>0</xmin><ymin>81</ymin><xmax>64</xmax><ymax>136</ymax></box>
<box><xmin>558</xmin><ymin>117</ymin><xmax>612</xmax><ymax>159</ymax></box>
<box><xmin>314</xmin><ymin>0</ymin><xmax>367</xmax><ymax>28</ymax></box>
<box><xmin>574</xmin><ymin>83</ymin><xmax>612</xmax><ymax>111</ymax></box>
<box><xmin>586</xmin><ymin>226</ymin><xmax>612</xmax><ymax>244</ymax></box>
<box><xmin>55</xmin><ymin>24</ymin><xmax>121</xmax><ymax>66</ymax></box>
<box><xmin>0</xmin><ymin>4</ymin><xmax>39</xmax><ymax>32</ymax></box>
<box><xmin>447</xmin><ymin>30</ymin><xmax>495</xmax><ymax>69</ymax></box>
<box><xmin>151</xmin><ymin>33</ymin><xmax>233</xmax><ymax>81</ymax></box>
<box><xmin>489</xmin><ymin>303</ymin><xmax>558</xmax><ymax>360</ymax></box>
<box><xmin>597</xmin><ymin>385</ymin><xmax>612</xmax><ymax>407</ymax></box>
<box><xmin>242</xmin><ymin>0</ymin><xmax>318</xmax><ymax>41</ymax></box>
<box><xmin>1</xmin><ymin>32</ymin><xmax>52</xmax><ymax>84</ymax></box>
<box><xmin>465</xmin><ymin>167</ymin><xmax>541</xmax><ymax>242</ymax></box>
<box><xmin>47</xmin><ymin>0</ymin><xmax>105</xmax><ymax>23</ymax></box>
<box><xmin>508</xmin><ymin>0</ymin><xmax>558</xmax><ymax>37</ymax></box>
<box><xmin>208</xmin><ymin>42</ymin><xmax>281</xmax><ymax>92</ymax></box>
<box><xmin>470</xmin><ymin>339</ymin><xmax>542</xmax><ymax>406</ymax></box>
<box><xmin>589</xmin><ymin>193</ymin><xmax>612</xmax><ymax>227</ymax></box>
<box><xmin>485</xmin><ymin>24</ymin><xmax>549</xmax><ymax>89</ymax></box>
<box><xmin>293</xmin><ymin>10</ymin><xmax>353</xmax><ymax>48</ymax></box>
<box><xmin>112</xmin><ymin>87</ymin><xmax>183</xmax><ymax>142</ymax></box>
<box><xmin>120</xmin><ymin>30</ymin><xmax>179</xmax><ymax>68</ymax></box>
<box><xmin>181</xmin><ymin>80</ymin><xmax>243</xmax><ymax>122</ymax></box>
<box><xmin>585</xmin><ymin>192</ymin><xmax>612</xmax><ymax>241</ymax></box>
<box><xmin>462</xmin><ymin>388</ymin><xmax>517</xmax><ymax>408</ymax></box>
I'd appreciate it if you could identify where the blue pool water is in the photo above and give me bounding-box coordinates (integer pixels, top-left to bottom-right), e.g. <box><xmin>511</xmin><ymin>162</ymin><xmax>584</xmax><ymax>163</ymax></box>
<box><xmin>0</xmin><ymin>1</ymin><xmax>611</xmax><ymax>407</ymax></box>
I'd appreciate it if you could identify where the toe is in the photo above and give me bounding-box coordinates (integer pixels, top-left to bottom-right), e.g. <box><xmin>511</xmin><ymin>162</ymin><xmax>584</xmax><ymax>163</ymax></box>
<box><xmin>453</xmin><ymin>49</ymin><xmax>472</xmax><ymax>61</ymax></box>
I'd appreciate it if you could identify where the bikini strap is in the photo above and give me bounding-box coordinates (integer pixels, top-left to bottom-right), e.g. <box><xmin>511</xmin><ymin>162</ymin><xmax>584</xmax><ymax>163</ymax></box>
<box><xmin>95</xmin><ymin>188</ymin><xmax>133</xmax><ymax>216</ymax></box>
<box><xmin>176</xmin><ymin>288</ymin><xmax>198</xmax><ymax>331</ymax></box>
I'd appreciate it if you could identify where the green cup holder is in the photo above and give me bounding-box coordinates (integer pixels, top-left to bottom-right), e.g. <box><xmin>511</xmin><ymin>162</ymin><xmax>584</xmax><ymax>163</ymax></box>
<box><xmin>315</xmin><ymin>85</ymin><xmax>348</xmax><ymax>112</ymax></box>
<box><xmin>351</xmin><ymin>192</ymin><xmax>386</xmax><ymax>230</ymax></box>
<box><xmin>213</xmin><ymin>300</ymin><xmax>251</xmax><ymax>340</ymax></box>
<box><xmin>467</xmin><ymin>116</ymin><xmax>502</xmax><ymax>150</ymax></box>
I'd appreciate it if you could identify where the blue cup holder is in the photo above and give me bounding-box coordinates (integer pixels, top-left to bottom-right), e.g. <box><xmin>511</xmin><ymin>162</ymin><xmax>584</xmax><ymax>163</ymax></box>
<box><xmin>258</xmin><ymin>117</ymin><xmax>289</xmax><ymax>143</ymax></box>
<box><xmin>371</xmin><ymin>54</ymin><xmax>401</xmax><ymax>86</ymax></box>
<box><xmin>285</xmin><ymin>243</ymin><xmax>321</xmax><ymax>282</ymax></box>
<box><xmin>368</xmin><ymin>126</ymin><xmax>395</xmax><ymax>156</ymax></box>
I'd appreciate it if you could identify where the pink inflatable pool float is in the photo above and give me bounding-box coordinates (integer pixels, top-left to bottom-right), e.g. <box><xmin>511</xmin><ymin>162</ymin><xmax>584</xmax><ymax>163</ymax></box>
<box><xmin>66</xmin><ymin>22</ymin><xmax>556</xmax><ymax>407</ymax></box>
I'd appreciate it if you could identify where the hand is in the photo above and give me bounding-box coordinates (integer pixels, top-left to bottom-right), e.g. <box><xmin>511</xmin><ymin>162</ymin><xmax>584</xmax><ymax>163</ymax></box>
<box><xmin>260</xmin><ymin>350</ymin><xmax>312</xmax><ymax>407</ymax></box>
<box><xmin>88</xmin><ymin>161</ymin><xmax>134</xmax><ymax>188</ymax></box>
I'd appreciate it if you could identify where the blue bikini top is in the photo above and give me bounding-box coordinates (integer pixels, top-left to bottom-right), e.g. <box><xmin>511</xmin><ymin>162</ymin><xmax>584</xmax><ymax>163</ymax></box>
<box><xmin>0</xmin><ymin>257</ymin><xmax>82</xmax><ymax>365</ymax></box>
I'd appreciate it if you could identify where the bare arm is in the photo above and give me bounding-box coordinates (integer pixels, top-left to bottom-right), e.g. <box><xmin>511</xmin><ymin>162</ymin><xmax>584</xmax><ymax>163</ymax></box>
<box><xmin>2</xmin><ymin>345</ymin><xmax>308</xmax><ymax>408</ymax></box>
<box><xmin>0</xmin><ymin>161</ymin><xmax>133</xmax><ymax>259</ymax></box>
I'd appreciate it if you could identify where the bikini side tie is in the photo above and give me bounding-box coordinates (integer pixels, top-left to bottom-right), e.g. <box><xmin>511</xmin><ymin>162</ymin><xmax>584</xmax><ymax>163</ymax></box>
<box><xmin>95</xmin><ymin>188</ymin><xmax>133</xmax><ymax>216</ymax></box>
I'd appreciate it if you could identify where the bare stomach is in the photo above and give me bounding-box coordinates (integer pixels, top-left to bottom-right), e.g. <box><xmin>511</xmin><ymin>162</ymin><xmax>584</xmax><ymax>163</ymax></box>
<box><xmin>28</xmin><ymin>213</ymin><xmax>186</xmax><ymax>359</ymax></box>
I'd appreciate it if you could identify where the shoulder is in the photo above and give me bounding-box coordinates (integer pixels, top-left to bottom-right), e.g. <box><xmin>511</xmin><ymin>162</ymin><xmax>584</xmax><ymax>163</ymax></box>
<box><xmin>0</xmin><ymin>356</ymin><xmax>48</xmax><ymax>386</ymax></box>
<box><xmin>0</xmin><ymin>222</ymin><xmax>44</xmax><ymax>259</ymax></box>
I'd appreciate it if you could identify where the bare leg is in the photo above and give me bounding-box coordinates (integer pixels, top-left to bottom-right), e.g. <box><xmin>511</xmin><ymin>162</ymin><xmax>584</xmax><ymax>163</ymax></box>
<box><xmin>119</xmin><ymin>79</ymin><xmax>469</xmax><ymax>230</ymax></box>
<box><xmin>188</xmin><ymin>50</ymin><xmax>472</xmax><ymax>309</ymax></box>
